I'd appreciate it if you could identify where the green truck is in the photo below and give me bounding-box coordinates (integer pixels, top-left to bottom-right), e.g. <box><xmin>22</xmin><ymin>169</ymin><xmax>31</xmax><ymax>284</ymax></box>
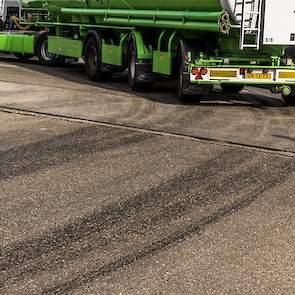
<box><xmin>1</xmin><ymin>0</ymin><xmax>295</xmax><ymax>103</ymax></box>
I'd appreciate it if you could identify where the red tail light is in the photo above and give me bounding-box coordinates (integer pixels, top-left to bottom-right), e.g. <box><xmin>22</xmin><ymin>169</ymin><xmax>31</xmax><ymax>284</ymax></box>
<box><xmin>195</xmin><ymin>74</ymin><xmax>203</xmax><ymax>80</ymax></box>
<box><xmin>240</xmin><ymin>68</ymin><xmax>246</xmax><ymax>75</ymax></box>
<box><xmin>200</xmin><ymin>67</ymin><xmax>208</xmax><ymax>75</ymax></box>
<box><xmin>191</xmin><ymin>67</ymin><xmax>199</xmax><ymax>75</ymax></box>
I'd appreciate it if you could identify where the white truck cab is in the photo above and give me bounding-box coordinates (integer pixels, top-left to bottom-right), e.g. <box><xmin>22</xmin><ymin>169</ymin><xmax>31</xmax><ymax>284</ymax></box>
<box><xmin>0</xmin><ymin>0</ymin><xmax>21</xmax><ymax>20</ymax></box>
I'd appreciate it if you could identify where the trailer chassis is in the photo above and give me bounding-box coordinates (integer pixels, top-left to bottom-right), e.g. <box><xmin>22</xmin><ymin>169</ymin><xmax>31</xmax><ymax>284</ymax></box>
<box><xmin>1</xmin><ymin>15</ymin><xmax>295</xmax><ymax>103</ymax></box>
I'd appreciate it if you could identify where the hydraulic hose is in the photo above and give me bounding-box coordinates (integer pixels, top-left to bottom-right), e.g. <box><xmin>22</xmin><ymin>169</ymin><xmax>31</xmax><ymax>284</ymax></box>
<box><xmin>10</xmin><ymin>16</ymin><xmax>32</xmax><ymax>30</ymax></box>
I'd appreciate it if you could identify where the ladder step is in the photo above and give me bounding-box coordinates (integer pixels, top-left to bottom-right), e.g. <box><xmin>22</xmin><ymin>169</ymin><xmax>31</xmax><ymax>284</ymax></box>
<box><xmin>239</xmin><ymin>0</ymin><xmax>262</xmax><ymax>50</ymax></box>
<box><xmin>244</xmin><ymin>11</ymin><xmax>261</xmax><ymax>14</ymax></box>
<box><xmin>242</xmin><ymin>44</ymin><xmax>259</xmax><ymax>48</ymax></box>
<box><xmin>236</xmin><ymin>13</ymin><xmax>245</xmax><ymax>16</ymax></box>
<box><xmin>236</xmin><ymin>1</ymin><xmax>255</xmax><ymax>4</ymax></box>
<box><xmin>243</xmin><ymin>28</ymin><xmax>260</xmax><ymax>31</ymax></box>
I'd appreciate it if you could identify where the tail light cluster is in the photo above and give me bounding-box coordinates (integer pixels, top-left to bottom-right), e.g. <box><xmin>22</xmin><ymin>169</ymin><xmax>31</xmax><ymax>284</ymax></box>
<box><xmin>191</xmin><ymin>67</ymin><xmax>208</xmax><ymax>80</ymax></box>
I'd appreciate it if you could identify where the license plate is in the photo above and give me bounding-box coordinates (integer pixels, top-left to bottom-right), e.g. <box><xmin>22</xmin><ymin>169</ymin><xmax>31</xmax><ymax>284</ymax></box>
<box><xmin>278</xmin><ymin>71</ymin><xmax>295</xmax><ymax>79</ymax></box>
<box><xmin>210</xmin><ymin>70</ymin><xmax>238</xmax><ymax>78</ymax></box>
<box><xmin>245</xmin><ymin>73</ymin><xmax>272</xmax><ymax>79</ymax></box>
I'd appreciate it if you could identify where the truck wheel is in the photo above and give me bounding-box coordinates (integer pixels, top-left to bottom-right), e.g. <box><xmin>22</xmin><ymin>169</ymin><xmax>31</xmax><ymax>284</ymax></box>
<box><xmin>221</xmin><ymin>84</ymin><xmax>244</xmax><ymax>93</ymax></box>
<box><xmin>177</xmin><ymin>40</ymin><xmax>211</xmax><ymax>103</ymax></box>
<box><xmin>84</xmin><ymin>35</ymin><xmax>102</xmax><ymax>82</ymax></box>
<box><xmin>177</xmin><ymin>54</ymin><xmax>194</xmax><ymax>103</ymax></box>
<box><xmin>128</xmin><ymin>38</ymin><xmax>153</xmax><ymax>92</ymax></box>
<box><xmin>36</xmin><ymin>35</ymin><xmax>59</xmax><ymax>66</ymax></box>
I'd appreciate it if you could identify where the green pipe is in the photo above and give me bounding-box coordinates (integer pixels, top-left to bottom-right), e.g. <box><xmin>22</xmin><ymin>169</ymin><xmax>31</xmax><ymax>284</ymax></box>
<box><xmin>101</xmin><ymin>18</ymin><xmax>220</xmax><ymax>32</ymax></box>
<box><xmin>60</xmin><ymin>8</ymin><xmax>225</xmax><ymax>22</ymax></box>
<box><xmin>22</xmin><ymin>0</ymin><xmax>223</xmax><ymax>12</ymax></box>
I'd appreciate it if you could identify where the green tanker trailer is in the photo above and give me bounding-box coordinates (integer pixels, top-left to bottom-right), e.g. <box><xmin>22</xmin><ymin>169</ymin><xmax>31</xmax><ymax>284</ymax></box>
<box><xmin>20</xmin><ymin>0</ymin><xmax>241</xmax><ymax>13</ymax></box>
<box><xmin>1</xmin><ymin>0</ymin><xmax>295</xmax><ymax>103</ymax></box>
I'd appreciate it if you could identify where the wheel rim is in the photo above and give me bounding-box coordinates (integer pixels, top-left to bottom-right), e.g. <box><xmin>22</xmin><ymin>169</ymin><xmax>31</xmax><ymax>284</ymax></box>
<box><xmin>129</xmin><ymin>50</ymin><xmax>136</xmax><ymax>79</ymax></box>
<box><xmin>87</xmin><ymin>46</ymin><xmax>98</xmax><ymax>73</ymax></box>
<box><xmin>41</xmin><ymin>39</ymin><xmax>55</xmax><ymax>61</ymax></box>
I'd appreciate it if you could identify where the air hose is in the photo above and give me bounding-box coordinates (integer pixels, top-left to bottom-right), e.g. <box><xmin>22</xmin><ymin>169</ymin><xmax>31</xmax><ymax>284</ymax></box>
<box><xmin>10</xmin><ymin>16</ymin><xmax>32</xmax><ymax>30</ymax></box>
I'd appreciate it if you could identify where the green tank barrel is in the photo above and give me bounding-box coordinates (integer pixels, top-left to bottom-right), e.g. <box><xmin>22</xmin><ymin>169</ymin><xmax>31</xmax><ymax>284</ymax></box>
<box><xmin>61</xmin><ymin>8</ymin><xmax>229</xmax><ymax>32</ymax></box>
<box><xmin>21</xmin><ymin>0</ymin><xmax>223</xmax><ymax>11</ymax></box>
<box><xmin>61</xmin><ymin>9</ymin><xmax>223</xmax><ymax>22</ymax></box>
<box><xmin>21</xmin><ymin>0</ymin><xmax>231</xmax><ymax>33</ymax></box>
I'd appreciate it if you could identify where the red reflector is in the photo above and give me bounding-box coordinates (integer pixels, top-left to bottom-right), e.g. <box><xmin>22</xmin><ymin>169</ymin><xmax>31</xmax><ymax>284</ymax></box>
<box><xmin>200</xmin><ymin>67</ymin><xmax>208</xmax><ymax>75</ymax></box>
<box><xmin>191</xmin><ymin>67</ymin><xmax>199</xmax><ymax>75</ymax></box>
<box><xmin>195</xmin><ymin>73</ymin><xmax>203</xmax><ymax>80</ymax></box>
<box><xmin>240</xmin><ymin>68</ymin><xmax>246</xmax><ymax>75</ymax></box>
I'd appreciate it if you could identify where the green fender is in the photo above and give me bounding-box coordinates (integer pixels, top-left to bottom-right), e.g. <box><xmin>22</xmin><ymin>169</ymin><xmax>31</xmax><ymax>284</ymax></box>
<box><xmin>131</xmin><ymin>31</ymin><xmax>153</xmax><ymax>60</ymax></box>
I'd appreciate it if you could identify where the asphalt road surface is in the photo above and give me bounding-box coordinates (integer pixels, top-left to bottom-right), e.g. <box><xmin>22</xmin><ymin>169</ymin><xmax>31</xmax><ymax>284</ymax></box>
<box><xmin>0</xmin><ymin>56</ymin><xmax>295</xmax><ymax>295</ymax></box>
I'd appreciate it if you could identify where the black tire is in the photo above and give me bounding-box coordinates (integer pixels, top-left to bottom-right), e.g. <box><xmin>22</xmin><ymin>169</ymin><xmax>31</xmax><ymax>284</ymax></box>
<box><xmin>221</xmin><ymin>84</ymin><xmax>244</xmax><ymax>93</ymax></box>
<box><xmin>14</xmin><ymin>53</ymin><xmax>33</xmax><ymax>61</ymax></box>
<box><xmin>128</xmin><ymin>37</ymin><xmax>153</xmax><ymax>92</ymax></box>
<box><xmin>84</xmin><ymin>34</ymin><xmax>102</xmax><ymax>82</ymax></box>
<box><xmin>177</xmin><ymin>40</ymin><xmax>210</xmax><ymax>103</ymax></box>
<box><xmin>177</xmin><ymin>48</ymin><xmax>195</xmax><ymax>103</ymax></box>
<box><xmin>36</xmin><ymin>34</ymin><xmax>60</xmax><ymax>66</ymax></box>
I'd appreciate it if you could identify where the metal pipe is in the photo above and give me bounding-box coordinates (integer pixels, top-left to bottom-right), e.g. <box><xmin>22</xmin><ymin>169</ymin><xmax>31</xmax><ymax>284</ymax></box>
<box><xmin>101</xmin><ymin>18</ymin><xmax>220</xmax><ymax>32</ymax></box>
<box><xmin>61</xmin><ymin>8</ymin><xmax>226</xmax><ymax>22</ymax></box>
<box><xmin>60</xmin><ymin>8</ymin><xmax>230</xmax><ymax>33</ymax></box>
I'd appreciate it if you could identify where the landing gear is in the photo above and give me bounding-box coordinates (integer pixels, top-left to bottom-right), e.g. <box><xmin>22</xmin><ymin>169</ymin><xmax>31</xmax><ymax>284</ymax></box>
<box><xmin>128</xmin><ymin>37</ymin><xmax>154</xmax><ymax>92</ymax></box>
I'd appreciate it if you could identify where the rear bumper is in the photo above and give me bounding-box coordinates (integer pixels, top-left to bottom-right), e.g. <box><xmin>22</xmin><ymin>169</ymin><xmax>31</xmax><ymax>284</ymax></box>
<box><xmin>189</xmin><ymin>66</ymin><xmax>295</xmax><ymax>85</ymax></box>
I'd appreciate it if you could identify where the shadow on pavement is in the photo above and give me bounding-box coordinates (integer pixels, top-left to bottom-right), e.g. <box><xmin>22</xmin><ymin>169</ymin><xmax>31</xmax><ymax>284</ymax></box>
<box><xmin>0</xmin><ymin>55</ymin><xmax>285</xmax><ymax>108</ymax></box>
